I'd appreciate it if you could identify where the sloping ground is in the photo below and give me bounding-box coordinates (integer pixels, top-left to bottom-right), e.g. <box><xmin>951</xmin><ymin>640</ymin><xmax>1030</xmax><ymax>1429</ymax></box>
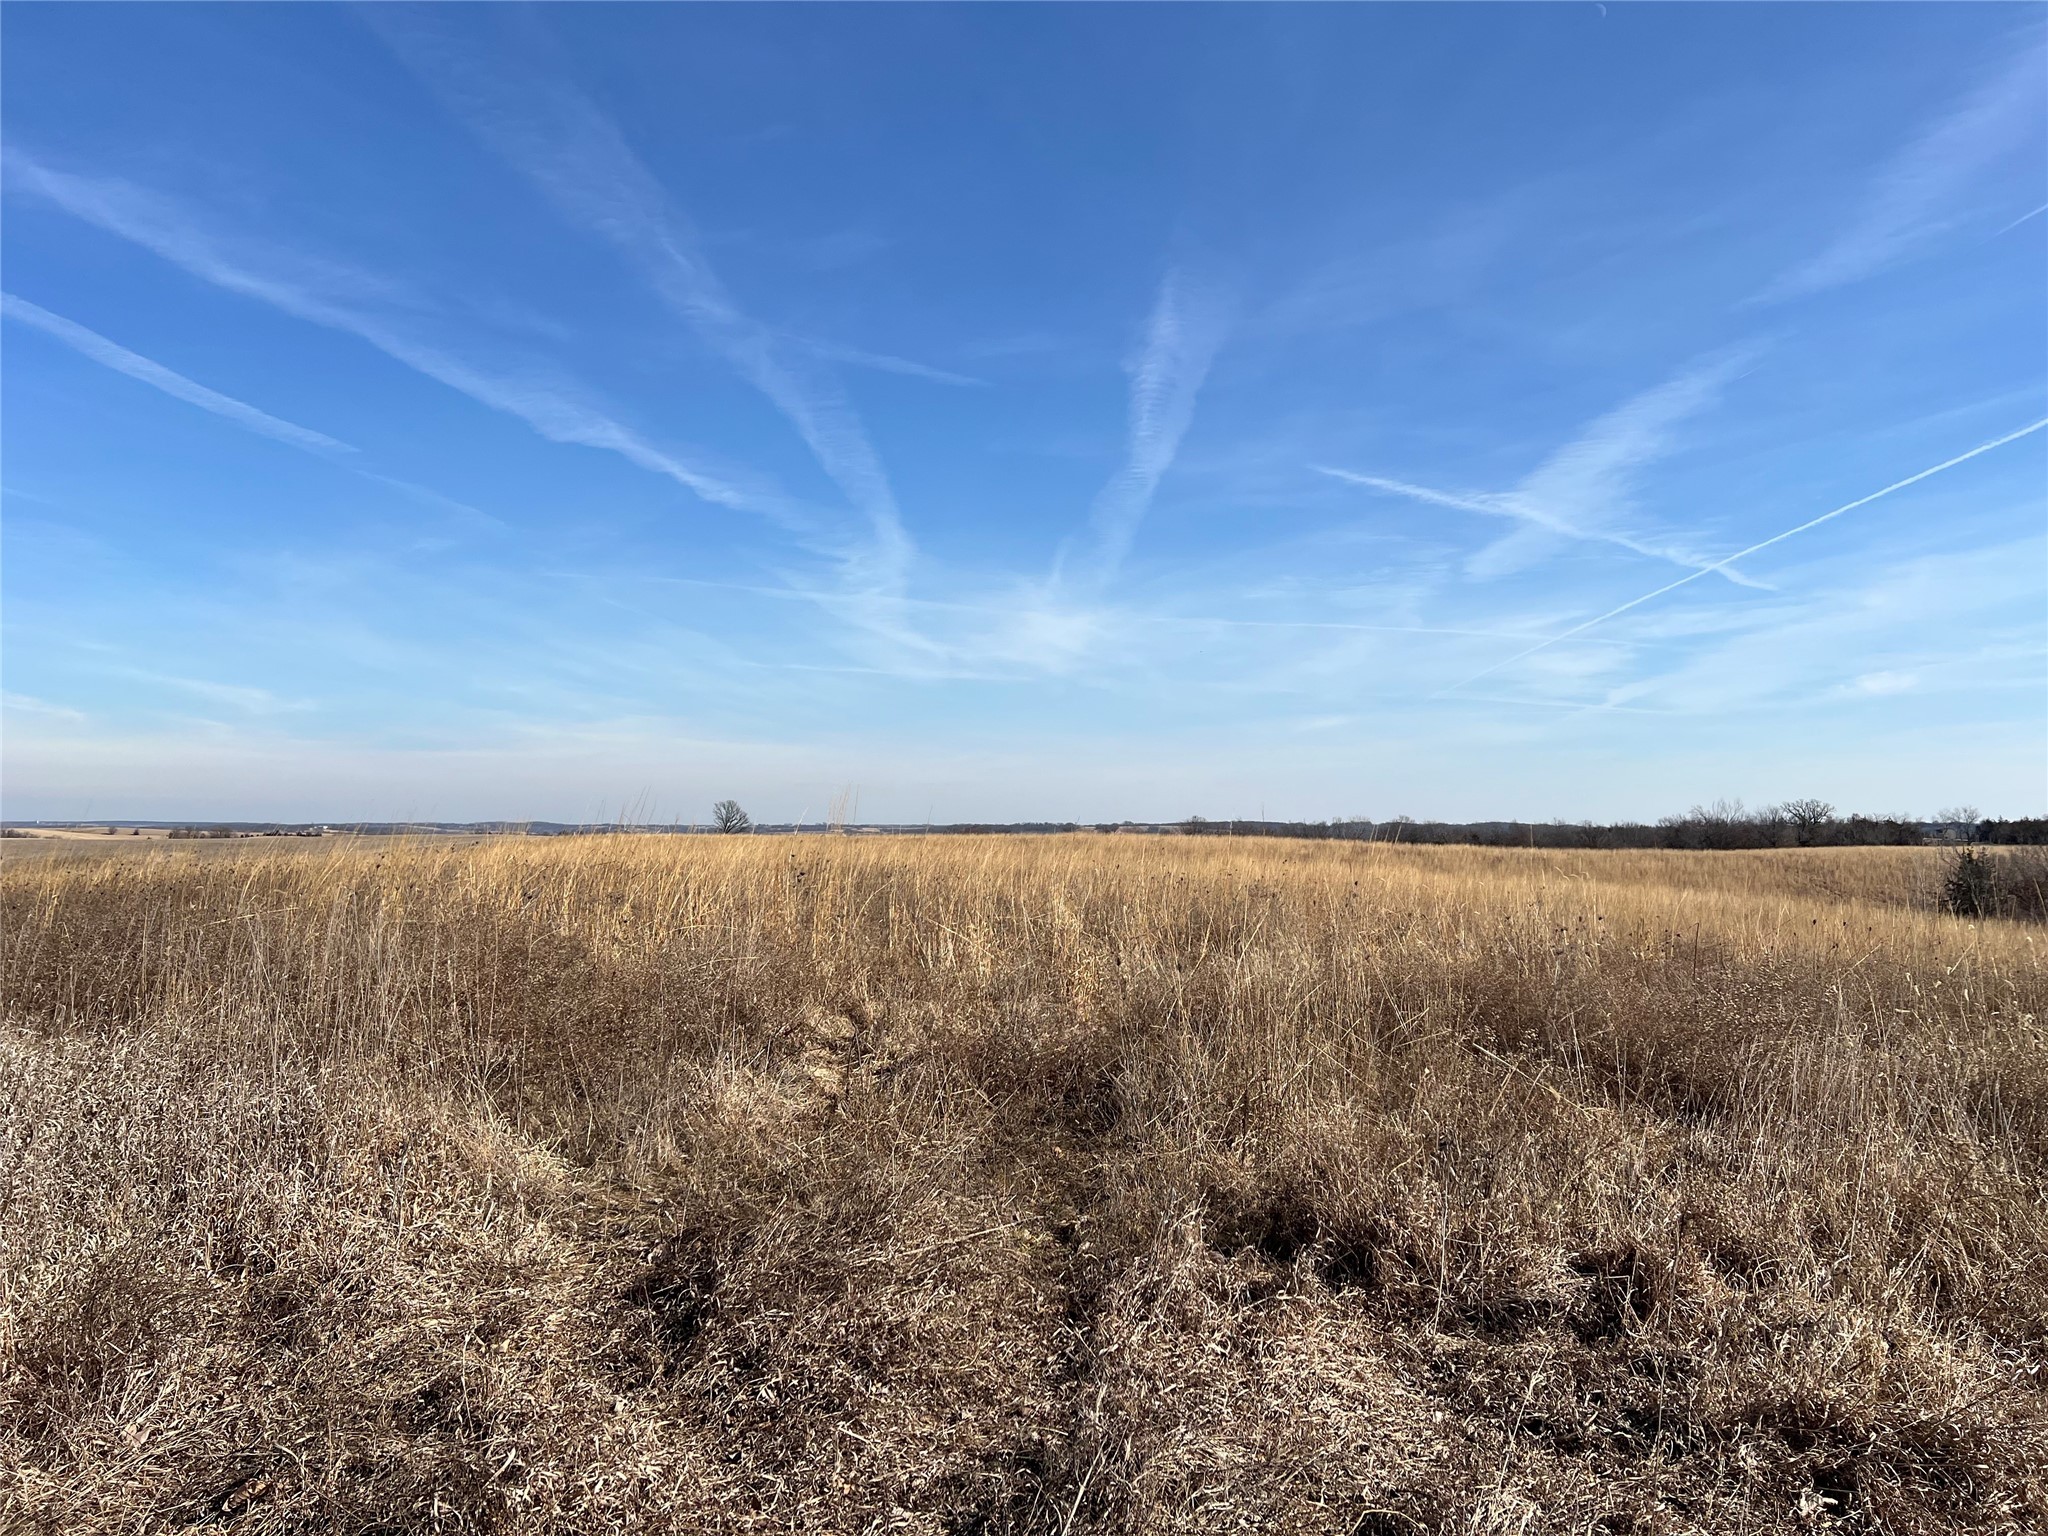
<box><xmin>2</xmin><ymin>835</ymin><xmax>2043</xmax><ymax>1534</ymax></box>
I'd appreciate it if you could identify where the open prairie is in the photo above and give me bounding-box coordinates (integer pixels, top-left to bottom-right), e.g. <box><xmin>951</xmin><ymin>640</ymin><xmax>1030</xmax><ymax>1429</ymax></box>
<box><xmin>2</xmin><ymin>834</ymin><xmax>2043</xmax><ymax>1534</ymax></box>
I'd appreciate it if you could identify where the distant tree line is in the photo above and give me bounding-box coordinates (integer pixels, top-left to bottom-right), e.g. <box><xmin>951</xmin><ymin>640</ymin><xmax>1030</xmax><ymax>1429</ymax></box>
<box><xmin>944</xmin><ymin>823</ymin><xmax>1085</xmax><ymax>835</ymax></box>
<box><xmin>1652</xmin><ymin>800</ymin><xmax>1928</xmax><ymax>851</ymax></box>
<box><xmin>169</xmin><ymin>826</ymin><xmax>325</xmax><ymax>839</ymax></box>
<box><xmin>1974</xmin><ymin>818</ymin><xmax>2048</xmax><ymax>845</ymax></box>
<box><xmin>108</xmin><ymin>804</ymin><xmax>2045</xmax><ymax>851</ymax></box>
<box><xmin>1175</xmin><ymin>801</ymin><xmax>2042</xmax><ymax>850</ymax></box>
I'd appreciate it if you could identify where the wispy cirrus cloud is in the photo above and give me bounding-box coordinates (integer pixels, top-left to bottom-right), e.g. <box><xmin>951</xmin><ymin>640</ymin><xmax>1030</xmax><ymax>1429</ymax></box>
<box><xmin>1611</xmin><ymin>538</ymin><xmax>2044</xmax><ymax>718</ymax></box>
<box><xmin>1060</xmin><ymin>268</ymin><xmax>1232</xmax><ymax>587</ymax></box>
<box><xmin>3</xmin><ymin>292</ymin><xmax>353</xmax><ymax>454</ymax></box>
<box><xmin>1847</xmin><ymin>669</ymin><xmax>1919</xmax><ymax>698</ymax></box>
<box><xmin>370</xmin><ymin>12</ymin><xmax>914</xmax><ymax>590</ymax></box>
<box><xmin>1</xmin><ymin>692</ymin><xmax>88</xmax><ymax>725</ymax></box>
<box><xmin>3</xmin><ymin>148</ymin><xmax>813</xmax><ymax>539</ymax></box>
<box><xmin>1319</xmin><ymin>348</ymin><xmax>1764</xmax><ymax>585</ymax></box>
<box><xmin>119</xmin><ymin>669</ymin><xmax>310</xmax><ymax>715</ymax></box>
<box><xmin>1441</xmin><ymin>415</ymin><xmax>2048</xmax><ymax>695</ymax></box>
<box><xmin>1758</xmin><ymin>43</ymin><xmax>2047</xmax><ymax>303</ymax></box>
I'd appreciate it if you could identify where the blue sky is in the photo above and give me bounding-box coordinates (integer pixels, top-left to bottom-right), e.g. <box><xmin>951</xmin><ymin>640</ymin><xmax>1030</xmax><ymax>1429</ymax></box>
<box><xmin>4</xmin><ymin>4</ymin><xmax>2044</xmax><ymax>824</ymax></box>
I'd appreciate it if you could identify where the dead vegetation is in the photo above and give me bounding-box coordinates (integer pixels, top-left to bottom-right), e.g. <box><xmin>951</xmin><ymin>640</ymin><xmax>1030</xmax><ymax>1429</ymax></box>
<box><xmin>1</xmin><ymin>833</ymin><xmax>2043</xmax><ymax>1534</ymax></box>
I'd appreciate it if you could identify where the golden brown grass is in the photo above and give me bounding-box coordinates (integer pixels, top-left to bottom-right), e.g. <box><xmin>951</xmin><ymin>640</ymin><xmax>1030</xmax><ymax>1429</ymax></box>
<box><xmin>2</xmin><ymin>833</ymin><xmax>2043</xmax><ymax>1534</ymax></box>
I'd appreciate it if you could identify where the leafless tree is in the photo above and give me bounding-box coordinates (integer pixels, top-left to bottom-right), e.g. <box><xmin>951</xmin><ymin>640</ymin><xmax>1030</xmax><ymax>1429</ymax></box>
<box><xmin>711</xmin><ymin>800</ymin><xmax>753</xmax><ymax>835</ymax></box>
<box><xmin>1779</xmin><ymin>799</ymin><xmax>1835</xmax><ymax>846</ymax></box>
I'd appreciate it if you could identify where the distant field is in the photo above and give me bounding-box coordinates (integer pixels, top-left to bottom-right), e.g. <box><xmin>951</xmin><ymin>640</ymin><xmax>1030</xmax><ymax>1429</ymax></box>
<box><xmin>1</xmin><ymin>826</ymin><xmax>179</xmax><ymax>842</ymax></box>
<box><xmin>0</xmin><ymin>829</ymin><xmax>493</xmax><ymax>859</ymax></box>
<box><xmin>2</xmin><ymin>834</ymin><xmax>2042</xmax><ymax>1533</ymax></box>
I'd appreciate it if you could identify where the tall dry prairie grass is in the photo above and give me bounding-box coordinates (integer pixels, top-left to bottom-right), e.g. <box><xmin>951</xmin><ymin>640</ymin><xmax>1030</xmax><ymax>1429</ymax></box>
<box><xmin>1</xmin><ymin>834</ymin><xmax>2043</xmax><ymax>1534</ymax></box>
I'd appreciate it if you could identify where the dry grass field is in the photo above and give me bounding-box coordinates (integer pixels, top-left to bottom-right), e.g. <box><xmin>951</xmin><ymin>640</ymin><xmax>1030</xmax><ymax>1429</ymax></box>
<box><xmin>2</xmin><ymin>833</ymin><xmax>2043</xmax><ymax>1535</ymax></box>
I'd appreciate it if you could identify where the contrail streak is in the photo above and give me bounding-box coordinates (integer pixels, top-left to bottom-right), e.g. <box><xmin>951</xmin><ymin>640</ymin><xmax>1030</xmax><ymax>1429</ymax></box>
<box><xmin>2</xmin><ymin>292</ymin><xmax>353</xmax><ymax>453</ymax></box>
<box><xmin>1994</xmin><ymin>201</ymin><xmax>2048</xmax><ymax>237</ymax></box>
<box><xmin>1440</xmin><ymin>416</ymin><xmax>2048</xmax><ymax>695</ymax></box>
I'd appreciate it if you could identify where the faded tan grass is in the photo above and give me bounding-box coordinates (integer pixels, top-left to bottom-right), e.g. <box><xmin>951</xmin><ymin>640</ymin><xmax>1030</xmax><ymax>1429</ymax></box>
<box><xmin>2</xmin><ymin>833</ymin><xmax>2044</xmax><ymax>1533</ymax></box>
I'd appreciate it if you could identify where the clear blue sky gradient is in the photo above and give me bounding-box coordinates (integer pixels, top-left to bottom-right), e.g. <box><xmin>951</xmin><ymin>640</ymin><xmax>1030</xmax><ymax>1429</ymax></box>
<box><xmin>4</xmin><ymin>5</ymin><xmax>2044</xmax><ymax>823</ymax></box>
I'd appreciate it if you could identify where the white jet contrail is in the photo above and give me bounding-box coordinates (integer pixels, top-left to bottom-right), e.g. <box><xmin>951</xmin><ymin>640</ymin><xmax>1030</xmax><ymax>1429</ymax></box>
<box><xmin>1440</xmin><ymin>415</ymin><xmax>2048</xmax><ymax>694</ymax></box>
